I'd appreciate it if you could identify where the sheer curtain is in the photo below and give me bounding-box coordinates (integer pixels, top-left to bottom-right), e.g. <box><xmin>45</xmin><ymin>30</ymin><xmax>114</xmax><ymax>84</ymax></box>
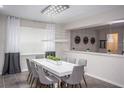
<box><xmin>43</xmin><ymin>24</ymin><xmax>56</xmax><ymax>57</ymax></box>
<box><xmin>2</xmin><ymin>16</ymin><xmax>21</xmax><ymax>75</ymax></box>
<box><xmin>43</xmin><ymin>24</ymin><xmax>55</xmax><ymax>51</ymax></box>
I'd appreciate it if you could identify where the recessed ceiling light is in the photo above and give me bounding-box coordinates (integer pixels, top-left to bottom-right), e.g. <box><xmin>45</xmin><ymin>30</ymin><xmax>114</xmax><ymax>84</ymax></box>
<box><xmin>0</xmin><ymin>5</ymin><xmax>3</xmax><ymax>8</ymax></box>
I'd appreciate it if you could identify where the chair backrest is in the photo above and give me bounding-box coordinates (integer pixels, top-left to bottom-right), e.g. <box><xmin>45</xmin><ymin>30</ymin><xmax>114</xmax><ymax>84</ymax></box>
<box><xmin>26</xmin><ymin>58</ymin><xmax>31</xmax><ymax>72</ymax></box>
<box><xmin>61</xmin><ymin>56</ymin><xmax>67</xmax><ymax>62</ymax></box>
<box><xmin>78</xmin><ymin>59</ymin><xmax>87</xmax><ymax>66</ymax></box>
<box><xmin>35</xmin><ymin>54</ymin><xmax>44</xmax><ymax>59</ymax></box>
<box><xmin>45</xmin><ymin>51</ymin><xmax>56</xmax><ymax>58</ymax></box>
<box><xmin>66</xmin><ymin>65</ymin><xmax>84</xmax><ymax>84</ymax></box>
<box><xmin>30</xmin><ymin>62</ymin><xmax>38</xmax><ymax>78</ymax></box>
<box><xmin>37</xmin><ymin>65</ymin><xmax>53</xmax><ymax>85</ymax></box>
<box><xmin>68</xmin><ymin>57</ymin><xmax>76</xmax><ymax>64</ymax></box>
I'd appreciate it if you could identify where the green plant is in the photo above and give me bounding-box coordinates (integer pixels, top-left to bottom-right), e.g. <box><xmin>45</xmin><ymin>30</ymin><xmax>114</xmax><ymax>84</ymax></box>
<box><xmin>47</xmin><ymin>55</ymin><xmax>61</xmax><ymax>61</ymax></box>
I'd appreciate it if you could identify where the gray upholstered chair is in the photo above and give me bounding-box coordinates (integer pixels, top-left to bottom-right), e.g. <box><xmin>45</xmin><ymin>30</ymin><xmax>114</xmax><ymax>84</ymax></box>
<box><xmin>30</xmin><ymin>62</ymin><xmax>39</xmax><ymax>87</ymax></box>
<box><xmin>35</xmin><ymin>54</ymin><xmax>45</xmax><ymax>59</ymax></box>
<box><xmin>61</xmin><ymin>65</ymin><xmax>87</xmax><ymax>88</ymax></box>
<box><xmin>37</xmin><ymin>65</ymin><xmax>59</xmax><ymax>88</ymax></box>
<box><xmin>61</xmin><ymin>56</ymin><xmax>67</xmax><ymax>62</ymax></box>
<box><xmin>45</xmin><ymin>51</ymin><xmax>56</xmax><ymax>58</ymax></box>
<box><xmin>78</xmin><ymin>59</ymin><xmax>87</xmax><ymax>87</ymax></box>
<box><xmin>78</xmin><ymin>59</ymin><xmax>87</xmax><ymax>66</ymax></box>
<box><xmin>68</xmin><ymin>57</ymin><xmax>76</xmax><ymax>64</ymax></box>
<box><xmin>26</xmin><ymin>58</ymin><xmax>32</xmax><ymax>84</ymax></box>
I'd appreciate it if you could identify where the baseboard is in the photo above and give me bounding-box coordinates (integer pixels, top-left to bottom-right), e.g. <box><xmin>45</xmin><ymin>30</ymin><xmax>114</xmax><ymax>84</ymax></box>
<box><xmin>86</xmin><ymin>73</ymin><xmax>124</xmax><ymax>88</ymax></box>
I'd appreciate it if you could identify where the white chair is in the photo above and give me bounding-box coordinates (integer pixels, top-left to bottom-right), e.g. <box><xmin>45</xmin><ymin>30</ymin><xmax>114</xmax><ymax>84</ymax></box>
<box><xmin>68</xmin><ymin>57</ymin><xmax>76</xmax><ymax>64</ymax></box>
<box><xmin>26</xmin><ymin>58</ymin><xmax>32</xmax><ymax>84</ymax></box>
<box><xmin>30</xmin><ymin>62</ymin><xmax>39</xmax><ymax>87</ymax></box>
<box><xmin>37</xmin><ymin>65</ymin><xmax>59</xmax><ymax>88</ymax></box>
<box><xmin>78</xmin><ymin>59</ymin><xmax>87</xmax><ymax>87</ymax></box>
<box><xmin>61</xmin><ymin>65</ymin><xmax>87</xmax><ymax>88</ymax></box>
<box><xmin>35</xmin><ymin>54</ymin><xmax>44</xmax><ymax>59</ymax></box>
<box><xmin>61</xmin><ymin>56</ymin><xmax>67</xmax><ymax>62</ymax></box>
<box><xmin>78</xmin><ymin>59</ymin><xmax>87</xmax><ymax>66</ymax></box>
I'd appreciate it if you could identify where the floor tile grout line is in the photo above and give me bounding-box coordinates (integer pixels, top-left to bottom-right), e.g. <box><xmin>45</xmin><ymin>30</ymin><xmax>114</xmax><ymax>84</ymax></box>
<box><xmin>2</xmin><ymin>75</ymin><xmax>5</xmax><ymax>88</ymax></box>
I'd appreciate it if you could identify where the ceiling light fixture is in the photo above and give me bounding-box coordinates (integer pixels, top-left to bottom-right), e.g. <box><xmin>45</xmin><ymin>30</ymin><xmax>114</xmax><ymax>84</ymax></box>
<box><xmin>41</xmin><ymin>5</ymin><xmax>69</xmax><ymax>15</ymax></box>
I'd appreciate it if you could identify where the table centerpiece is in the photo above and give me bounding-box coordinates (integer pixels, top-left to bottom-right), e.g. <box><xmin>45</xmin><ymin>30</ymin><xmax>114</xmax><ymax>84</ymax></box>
<box><xmin>47</xmin><ymin>55</ymin><xmax>62</xmax><ymax>65</ymax></box>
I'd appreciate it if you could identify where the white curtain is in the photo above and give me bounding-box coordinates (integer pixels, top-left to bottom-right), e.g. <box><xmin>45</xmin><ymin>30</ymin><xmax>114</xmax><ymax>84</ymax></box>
<box><xmin>6</xmin><ymin>16</ymin><xmax>20</xmax><ymax>53</ymax></box>
<box><xmin>43</xmin><ymin>24</ymin><xmax>55</xmax><ymax>52</ymax></box>
<box><xmin>2</xmin><ymin>16</ymin><xmax>21</xmax><ymax>75</ymax></box>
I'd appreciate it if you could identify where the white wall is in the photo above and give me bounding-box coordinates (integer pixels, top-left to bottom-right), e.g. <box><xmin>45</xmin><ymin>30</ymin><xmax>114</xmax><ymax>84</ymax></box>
<box><xmin>65</xmin><ymin>51</ymin><xmax>124</xmax><ymax>87</ymax></box>
<box><xmin>55</xmin><ymin>24</ymin><xmax>69</xmax><ymax>57</ymax></box>
<box><xmin>20</xmin><ymin>27</ymin><xmax>46</xmax><ymax>54</ymax></box>
<box><xmin>64</xmin><ymin>7</ymin><xmax>124</xmax><ymax>30</ymax></box>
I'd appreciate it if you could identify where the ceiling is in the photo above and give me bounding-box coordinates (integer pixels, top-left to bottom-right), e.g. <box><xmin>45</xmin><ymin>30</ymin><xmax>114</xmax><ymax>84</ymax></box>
<box><xmin>0</xmin><ymin>5</ymin><xmax>124</xmax><ymax>24</ymax></box>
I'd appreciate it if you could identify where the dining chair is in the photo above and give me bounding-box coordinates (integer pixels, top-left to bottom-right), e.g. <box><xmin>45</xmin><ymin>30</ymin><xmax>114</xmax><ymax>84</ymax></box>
<box><xmin>45</xmin><ymin>51</ymin><xmax>56</xmax><ymax>58</ymax></box>
<box><xmin>26</xmin><ymin>58</ymin><xmax>32</xmax><ymax>84</ymax></box>
<box><xmin>30</xmin><ymin>61</ymin><xmax>39</xmax><ymax>88</ymax></box>
<box><xmin>61</xmin><ymin>56</ymin><xmax>67</xmax><ymax>62</ymax></box>
<box><xmin>37</xmin><ymin>65</ymin><xmax>59</xmax><ymax>88</ymax></box>
<box><xmin>78</xmin><ymin>59</ymin><xmax>87</xmax><ymax>66</ymax></box>
<box><xmin>61</xmin><ymin>65</ymin><xmax>87</xmax><ymax>88</ymax></box>
<box><xmin>78</xmin><ymin>59</ymin><xmax>87</xmax><ymax>87</ymax></box>
<box><xmin>67</xmin><ymin>57</ymin><xmax>76</xmax><ymax>64</ymax></box>
<box><xmin>35</xmin><ymin>54</ymin><xmax>45</xmax><ymax>59</ymax></box>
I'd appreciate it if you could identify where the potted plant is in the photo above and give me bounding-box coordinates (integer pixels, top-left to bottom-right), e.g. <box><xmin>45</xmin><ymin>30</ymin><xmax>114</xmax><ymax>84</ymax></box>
<box><xmin>107</xmin><ymin>49</ymin><xmax>111</xmax><ymax>53</ymax></box>
<box><xmin>47</xmin><ymin>55</ymin><xmax>61</xmax><ymax>65</ymax></box>
<box><xmin>86</xmin><ymin>48</ymin><xmax>90</xmax><ymax>52</ymax></box>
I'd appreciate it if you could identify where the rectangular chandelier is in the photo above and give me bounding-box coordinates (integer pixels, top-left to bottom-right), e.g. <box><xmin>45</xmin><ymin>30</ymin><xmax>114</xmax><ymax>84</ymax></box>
<box><xmin>41</xmin><ymin>5</ymin><xmax>69</xmax><ymax>15</ymax></box>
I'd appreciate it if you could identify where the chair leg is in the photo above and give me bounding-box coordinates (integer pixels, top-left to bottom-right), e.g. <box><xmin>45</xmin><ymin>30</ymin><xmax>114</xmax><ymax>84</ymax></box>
<box><xmin>83</xmin><ymin>74</ymin><xmax>87</xmax><ymax>88</ymax></box>
<box><xmin>27</xmin><ymin>72</ymin><xmax>30</xmax><ymax>82</ymax></box>
<box><xmin>31</xmin><ymin>78</ymin><xmax>35</xmax><ymax>88</ymax></box>
<box><xmin>52</xmin><ymin>84</ymin><xmax>54</xmax><ymax>88</ymax></box>
<box><xmin>27</xmin><ymin>72</ymin><xmax>32</xmax><ymax>83</ymax></box>
<box><xmin>35</xmin><ymin>79</ymin><xmax>39</xmax><ymax>88</ymax></box>
<box><xmin>67</xmin><ymin>83</ymin><xmax>69</xmax><ymax>88</ymax></box>
<box><xmin>79</xmin><ymin>83</ymin><xmax>82</xmax><ymax>88</ymax></box>
<box><xmin>72</xmin><ymin>85</ymin><xmax>74</xmax><ymax>88</ymax></box>
<box><xmin>29</xmin><ymin>74</ymin><xmax>32</xmax><ymax>84</ymax></box>
<box><xmin>67</xmin><ymin>84</ymin><xmax>71</xmax><ymax>88</ymax></box>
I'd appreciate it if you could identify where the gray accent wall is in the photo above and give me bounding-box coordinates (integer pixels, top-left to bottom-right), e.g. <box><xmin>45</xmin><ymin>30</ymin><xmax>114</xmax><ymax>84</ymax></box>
<box><xmin>70</xmin><ymin>25</ymin><xmax>124</xmax><ymax>54</ymax></box>
<box><xmin>70</xmin><ymin>29</ymin><xmax>99</xmax><ymax>52</ymax></box>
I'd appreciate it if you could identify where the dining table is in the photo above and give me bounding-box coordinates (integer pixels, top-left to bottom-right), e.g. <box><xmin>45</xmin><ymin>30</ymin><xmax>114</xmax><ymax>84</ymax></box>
<box><xmin>31</xmin><ymin>58</ymin><xmax>77</xmax><ymax>87</ymax></box>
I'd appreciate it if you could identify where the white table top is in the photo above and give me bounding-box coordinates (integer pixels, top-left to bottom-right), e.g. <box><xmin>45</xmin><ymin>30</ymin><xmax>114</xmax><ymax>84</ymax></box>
<box><xmin>32</xmin><ymin>58</ymin><xmax>76</xmax><ymax>77</ymax></box>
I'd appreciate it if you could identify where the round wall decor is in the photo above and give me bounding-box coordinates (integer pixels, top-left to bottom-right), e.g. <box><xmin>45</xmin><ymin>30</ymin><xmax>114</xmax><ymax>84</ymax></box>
<box><xmin>90</xmin><ymin>37</ymin><xmax>95</xmax><ymax>44</ymax></box>
<box><xmin>74</xmin><ymin>36</ymin><xmax>81</xmax><ymax>44</ymax></box>
<box><xmin>83</xmin><ymin>36</ymin><xmax>89</xmax><ymax>44</ymax></box>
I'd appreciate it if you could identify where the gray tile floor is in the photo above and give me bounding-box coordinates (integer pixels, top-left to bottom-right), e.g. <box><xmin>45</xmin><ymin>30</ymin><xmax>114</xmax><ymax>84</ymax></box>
<box><xmin>0</xmin><ymin>71</ymin><xmax>120</xmax><ymax>88</ymax></box>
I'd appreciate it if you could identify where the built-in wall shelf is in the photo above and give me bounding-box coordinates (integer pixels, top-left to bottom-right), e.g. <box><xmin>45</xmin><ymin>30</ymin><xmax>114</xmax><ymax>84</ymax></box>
<box><xmin>42</xmin><ymin>39</ymin><xmax>68</xmax><ymax>43</ymax></box>
<box><xmin>55</xmin><ymin>39</ymin><xmax>68</xmax><ymax>43</ymax></box>
<box><xmin>21</xmin><ymin>53</ymin><xmax>45</xmax><ymax>56</ymax></box>
<box><xmin>42</xmin><ymin>40</ymin><xmax>53</xmax><ymax>42</ymax></box>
